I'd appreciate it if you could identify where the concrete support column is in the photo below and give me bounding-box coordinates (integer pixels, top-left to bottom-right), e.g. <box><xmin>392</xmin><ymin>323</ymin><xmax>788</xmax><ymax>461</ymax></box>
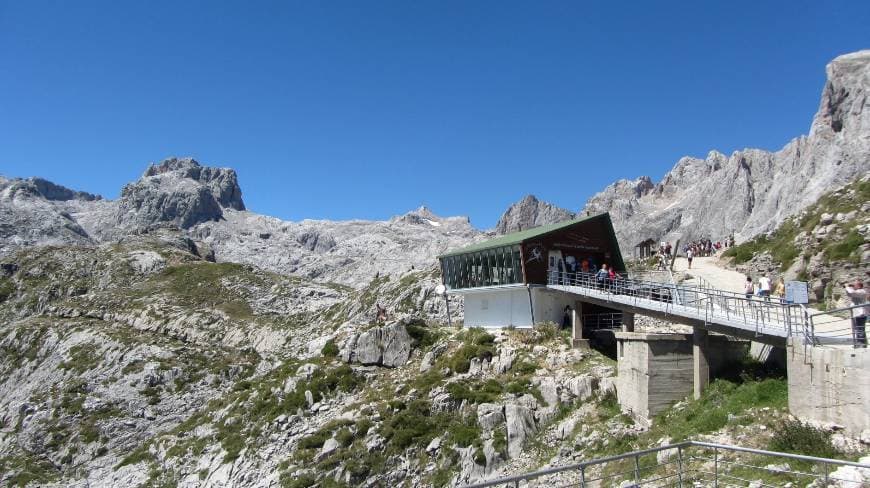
<box><xmin>572</xmin><ymin>302</ymin><xmax>589</xmax><ymax>349</ymax></box>
<box><xmin>693</xmin><ymin>327</ymin><xmax>710</xmax><ymax>400</ymax></box>
<box><xmin>622</xmin><ymin>312</ymin><xmax>635</xmax><ymax>332</ymax></box>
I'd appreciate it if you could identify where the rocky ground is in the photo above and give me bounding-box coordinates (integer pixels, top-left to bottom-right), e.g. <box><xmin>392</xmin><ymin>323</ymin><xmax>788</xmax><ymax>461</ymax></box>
<box><xmin>1</xmin><ymin>233</ymin><xmax>868</xmax><ymax>487</ymax></box>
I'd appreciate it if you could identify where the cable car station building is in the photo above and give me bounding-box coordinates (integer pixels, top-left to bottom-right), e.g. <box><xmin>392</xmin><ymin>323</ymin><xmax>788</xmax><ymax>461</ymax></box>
<box><xmin>438</xmin><ymin>213</ymin><xmax>625</xmax><ymax>329</ymax></box>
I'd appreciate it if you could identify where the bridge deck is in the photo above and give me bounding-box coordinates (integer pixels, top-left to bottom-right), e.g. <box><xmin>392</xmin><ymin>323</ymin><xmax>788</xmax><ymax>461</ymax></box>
<box><xmin>545</xmin><ymin>271</ymin><xmax>848</xmax><ymax>346</ymax></box>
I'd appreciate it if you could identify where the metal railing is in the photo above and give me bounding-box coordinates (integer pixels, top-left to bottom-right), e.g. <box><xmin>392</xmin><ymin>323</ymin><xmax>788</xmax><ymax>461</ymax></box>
<box><xmin>582</xmin><ymin>312</ymin><xmax>623</xmax><ymax>330</ymax></box>
<box><xmin>549</xmin><ymin>271</ymin><xmax>865</xmax><ymax>347</ymax></box>
<box><xmin>547</xmin><ymin>271</ymin><xmax>810</xmax><ymax>342</ymax></box>
<box><xmin>460</xmin><ymin>441</ymin><xmax>870</xmax><ymax>487</ymax></box>
<box><xmin>807</xmin><ymin>303</ymin><xmax>868</xmax><ymax>347</ymax></box>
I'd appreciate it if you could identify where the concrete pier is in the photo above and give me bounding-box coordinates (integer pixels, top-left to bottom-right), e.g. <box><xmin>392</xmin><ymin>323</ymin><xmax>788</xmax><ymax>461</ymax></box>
<box><xmin>571</xmin><ymin>301</ymin><xmax>590</xmax><ymax>349</ymax></box>
<box><xmin>615</xmin><ymin>331</ymin><xmax>748</xmax><ymax>425</ymax></box>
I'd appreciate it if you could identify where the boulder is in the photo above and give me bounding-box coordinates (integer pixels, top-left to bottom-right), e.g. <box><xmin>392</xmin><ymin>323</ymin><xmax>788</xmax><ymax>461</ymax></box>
<box><xmin>341</xmin><ymin>323</ymin><xmax>412</xmax><ymax>368</ymax></box>
<box><xmin>504</xmin><ymin>404</ymin><xmax>537</xmax><ymax>458</ymax></box>
<box><xmin>476</xmin><ymin>403</ymin><xmax>505</xmax><ymax>432</ymax></box>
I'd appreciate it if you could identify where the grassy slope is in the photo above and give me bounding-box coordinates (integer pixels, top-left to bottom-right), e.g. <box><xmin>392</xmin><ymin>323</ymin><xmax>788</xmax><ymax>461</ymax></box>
<box><xmin>723</xmin><ymin>177</ymin><xmax>869</xmax><ymax>272</ymax></box>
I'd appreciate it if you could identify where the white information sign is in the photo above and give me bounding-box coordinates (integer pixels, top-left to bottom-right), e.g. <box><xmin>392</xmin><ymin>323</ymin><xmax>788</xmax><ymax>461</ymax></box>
<box><xmin>785</xmin><ymin>281</ymin><xmax>809</xmax><ymax>304</ymax></box>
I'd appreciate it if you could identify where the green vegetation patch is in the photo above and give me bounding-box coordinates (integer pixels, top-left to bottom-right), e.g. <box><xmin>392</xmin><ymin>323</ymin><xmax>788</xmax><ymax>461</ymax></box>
<box><xmin>446</xmin><ymin>328</ymin><xmax>496</xmax><ymax>373</ymax></box>
<box><xmin>0</xmin><ymin>452</ymin><xmax>60</xmax><ymax>487</ymax></box>
<box><xmin>321</xmin><ymin>339</ymin><xmax>339</xmax><ymax>358</ymax></box>
<box><xmin>768</xmin><ymin>419</ymin><xmax>841</xmax><ymax>459</ymax></box>
<box><xmin>143</xmin><ymin>262</ymin><xmax>254</xmax><ymax>320</ymax></box>
<box><xmin>60</xmin><ymin>343</ymin><xmax>101</xmax><ymax>373</ymax></box>
<box><xmin>724</xmin><ymin>177</ymin><xmax>869</xmax><ymax>270</ymax></box>
<box><xmin>0</xmin><ymin>277</ymin><xmax>15</xmax><ymax>302</ymax></box>
<box><xmin>651</xmin><ymin>378</ymin><xmax>787</xmax><ymax>442</ymax></box>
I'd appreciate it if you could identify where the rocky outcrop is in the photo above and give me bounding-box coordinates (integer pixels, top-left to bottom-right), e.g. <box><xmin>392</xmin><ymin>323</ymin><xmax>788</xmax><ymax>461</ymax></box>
<box><xmin>504</xmin><ymin>403</ymin><xmax>537</xmax><ymax>458</ymax></box>
<box><xmin>115</xmin><ymin>157</ymin><xmax>245</xmax><ymax>229</ymax></box>
<box><xmin>1</xmin><ymin>176</ymin><xmax>101</xmax><ymax>202</ymax></box>
<box><xmin>495</xmin><ymin>195</ymin><xmax>575</xmax><ymax>234</ymax></box>
<box><xmin>143</xmin><ymin>157</ymin><xmax>245</xmax><ymax>210</ymax></box>
<box><xmin>582</xmin><ymin>50</ymin><xmax>870</xmax><ymax>254</ymax></box>
<box><xmin>341</xmin><ymin>323</ymin><xmax>412</xmax><ymax>367</ymax></box>
<box><xmin>0</xmin><ymin>176</ymin><xmax>99</xmax><ymax>253</ymax></box>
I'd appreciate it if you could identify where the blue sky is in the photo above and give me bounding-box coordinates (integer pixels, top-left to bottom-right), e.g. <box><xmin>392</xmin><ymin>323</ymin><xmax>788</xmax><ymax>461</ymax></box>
<box><xmin>1</xmin><ymin>2</ymin><xmax>868</xmax><ymax>228</ymax></box>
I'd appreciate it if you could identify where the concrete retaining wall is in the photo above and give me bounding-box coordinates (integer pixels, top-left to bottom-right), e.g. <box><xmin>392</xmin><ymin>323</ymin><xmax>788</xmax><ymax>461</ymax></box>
<box><xmin>787</xmin><ymin>339</ymin><xmax>870</xmax><ymax>436</ymax></box>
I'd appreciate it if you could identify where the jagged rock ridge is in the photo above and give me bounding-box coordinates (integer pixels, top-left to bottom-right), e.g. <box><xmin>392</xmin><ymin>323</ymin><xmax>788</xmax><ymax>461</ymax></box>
<box><xmin>0</xmin><ymin>158</ymin><xmax>481</xmax><ymax>288</ymax></box>
<box><xmin>580</xmin><ymin>50</ymin><xmax>870</xmax><ymax>254</ymax></box>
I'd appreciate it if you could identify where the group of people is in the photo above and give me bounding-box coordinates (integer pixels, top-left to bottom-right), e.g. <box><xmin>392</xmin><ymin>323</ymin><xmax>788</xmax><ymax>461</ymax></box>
<box><xmin>743</xmin><ymin>273</ymin><xmax>785</xmax><ymax>300</ymax></box>
<box><xmin>556</xmin><ymin>255</ymin><xmax>606</xmax><ymax>282</ymax></box>
<box><xmin>683</xmin><ymin>238</ymin><xmax>723</xmax><ymax>259</ymax></box>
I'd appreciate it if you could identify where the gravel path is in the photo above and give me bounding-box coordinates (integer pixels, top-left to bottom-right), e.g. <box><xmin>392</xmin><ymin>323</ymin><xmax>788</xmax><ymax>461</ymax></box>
<box><xmin>672</xmin><ymin>254</ymin><xmax>748</xmax><ymax>293</ymax></box>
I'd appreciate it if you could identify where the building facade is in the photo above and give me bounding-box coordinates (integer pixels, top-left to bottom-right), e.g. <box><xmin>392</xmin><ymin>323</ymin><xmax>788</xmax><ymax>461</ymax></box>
<box><xmin>439</xmin><ymin>213</ymin><xmax>625</xmax><ymax>328</ymax></box>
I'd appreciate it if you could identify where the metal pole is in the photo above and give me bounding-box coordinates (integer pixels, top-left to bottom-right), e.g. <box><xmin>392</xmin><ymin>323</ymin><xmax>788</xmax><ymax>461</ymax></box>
<box><xmin>580</xmin><ymin>465</ymin><xmax>586</xmax><ymax>488</ymax></box>
<box><xmin>713</xmin><ymin>447</ymin><xmax>719</xmax><ymax>487</ymax></box>
<box><xmin>824</xmin><ymin>461</ymin><xmax>829</xmax><ymax>485</ymax></box>
<box><xmin>677</xmin><ymin>446</ymin><xmax>684</xmax><ymax>487</ymax></box>
<box><xmin>444</xmin><ymin>293</ymin><xmax>453</xmax><ymax>328</ymax></box>
<box><xmin>634</xmin><ymin>454</ymin><xmax>641</xmax><ymax>483</ymax></box>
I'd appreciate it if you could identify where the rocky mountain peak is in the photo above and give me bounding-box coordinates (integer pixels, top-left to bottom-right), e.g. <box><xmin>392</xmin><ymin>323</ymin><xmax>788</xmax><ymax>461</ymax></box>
<box><xmin>116</xmin><ymin>157</ymin><xmax>246</xmax><ymax>230</ymax></box>
<box><xmin>495</xmin><ymin>195</ymin><xmax>575</xmax><ymax>235</ymax></box>
<box><xmin>139</xmin><ymin>157</ymin><xmax>245</xmax><ymax>210</ymax></box>
<box><xmin>0</xmin><ymin>176</ymin><xmax>101</xmax><ymax>202</ymax></box>
<box><xmin>391</xmin><ymin>205</ymin><xmax>471</xmax><ymax>228</ymax></box>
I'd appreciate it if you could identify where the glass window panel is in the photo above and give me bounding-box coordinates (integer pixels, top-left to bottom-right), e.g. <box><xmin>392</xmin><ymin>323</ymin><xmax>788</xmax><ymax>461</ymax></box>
<box><xmin>446</xmin><ymin>258</ymin><xmax>452</xmax><ymax>288</ymax></box>
<box><xmin>513</xmin><ymin>246</ymin><xmax>522</xmax><ymax>283</ymax></box>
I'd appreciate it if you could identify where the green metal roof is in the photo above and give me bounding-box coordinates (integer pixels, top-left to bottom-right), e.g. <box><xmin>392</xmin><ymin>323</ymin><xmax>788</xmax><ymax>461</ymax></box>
<box><xmin>439</xmin><ymin>212</ymin><xmax>610</xmax><ymax>258</ymax></box>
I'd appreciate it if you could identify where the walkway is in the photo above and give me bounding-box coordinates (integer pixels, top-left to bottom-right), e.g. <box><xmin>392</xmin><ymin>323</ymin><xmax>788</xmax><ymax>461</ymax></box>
<box><xmin>673</xmin><ymin>255</ymin><xmax>856</xmax><ymax>344</ymax></box>
<box><xmin>546</xmin><ymin>269</ymin><xmax>849</xmax><ymax>346</ymax></box>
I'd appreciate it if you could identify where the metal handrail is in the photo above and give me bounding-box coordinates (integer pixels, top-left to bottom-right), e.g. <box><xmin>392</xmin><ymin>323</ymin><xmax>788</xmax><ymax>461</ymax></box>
<box><xmin>459</xmin><ymin>441</ymin><xmax>870</xmax><ymax>488</ymax></box>
<box><xmin>546</xmin><ymin>270</ymin><xmax>810</xmax><ymax>340</ymax></box>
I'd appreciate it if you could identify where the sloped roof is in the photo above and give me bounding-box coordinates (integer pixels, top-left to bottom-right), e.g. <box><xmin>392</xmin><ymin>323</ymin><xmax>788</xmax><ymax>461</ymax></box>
<box><xmin>439</xmin><ymin>213</ymin><xmax>610</xmax><ymax>258</ymax></box>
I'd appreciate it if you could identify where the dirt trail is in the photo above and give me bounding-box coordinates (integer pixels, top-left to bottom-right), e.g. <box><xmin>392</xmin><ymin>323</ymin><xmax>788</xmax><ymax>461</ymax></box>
<box><xmin>672</xmin><ymin>254</ymin><xmax>748</xmax><ymax>293</ymax></box>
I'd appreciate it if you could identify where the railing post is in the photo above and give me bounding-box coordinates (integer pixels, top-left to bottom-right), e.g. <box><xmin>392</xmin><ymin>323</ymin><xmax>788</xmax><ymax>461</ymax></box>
<box><xmin>580</xmin><ymin>465</ymin><xmax>586</xmax><ymax>488</ymax></box>
<box><xmin>713</xmin><ymin>447</ymin><xmax>719</xmax><ymax>487</ymax></box>
<box><xmin>634</xmin><ymin>453</ymin><xmax>641</xmax><ymax>483</ymax></box>
<box><xmin>824</xmin><ymin>461</ymin><xmax>829</xmax><ymax>485</ymax></box>
<box><xmin>677</xmin><ymin>445</ymin><xmax>684</xmax><ymax>487</ymax></box>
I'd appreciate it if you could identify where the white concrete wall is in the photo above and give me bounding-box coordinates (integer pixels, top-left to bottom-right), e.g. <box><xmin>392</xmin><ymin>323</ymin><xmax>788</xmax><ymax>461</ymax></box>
<box><xmin>531</xmin><ymin>288</ymin><xmax>577</xmax><ymax>325</ymax></box>
<box><xmin>462</xmin><ymin>288</ymin><xmax>533</xmax><ymax>328</ymax></box>
<box><xmin>459</xmin><ymin>287</ymin><xmax>577</xmax><ymax>328</ymax></box>
<box><xmin>787</xmin><ymin>339</ymin><xmax>869</xmax><ymax>436</ymax></box>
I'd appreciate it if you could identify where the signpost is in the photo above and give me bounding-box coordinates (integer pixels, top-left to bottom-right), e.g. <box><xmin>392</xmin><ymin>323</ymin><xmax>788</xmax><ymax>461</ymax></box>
<box><xmin>785</xmin><ymin>281</ymin><xmax>809</xmax><ymax>304</ymax></box>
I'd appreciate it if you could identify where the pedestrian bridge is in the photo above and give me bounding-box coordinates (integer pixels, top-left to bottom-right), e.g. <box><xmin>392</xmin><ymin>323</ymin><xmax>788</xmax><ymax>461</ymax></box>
<box><xmin>546</xmin><ymin>271</ymin><xmax>855</xmax><ymax>347</ymax></box>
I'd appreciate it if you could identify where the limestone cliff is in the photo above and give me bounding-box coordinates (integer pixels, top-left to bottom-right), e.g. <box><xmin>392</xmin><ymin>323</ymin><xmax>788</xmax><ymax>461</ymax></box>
<box><xmin>581</xmin><ymin>50</ymin><xmax>870</xmax><ymax>254</ymax></box>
